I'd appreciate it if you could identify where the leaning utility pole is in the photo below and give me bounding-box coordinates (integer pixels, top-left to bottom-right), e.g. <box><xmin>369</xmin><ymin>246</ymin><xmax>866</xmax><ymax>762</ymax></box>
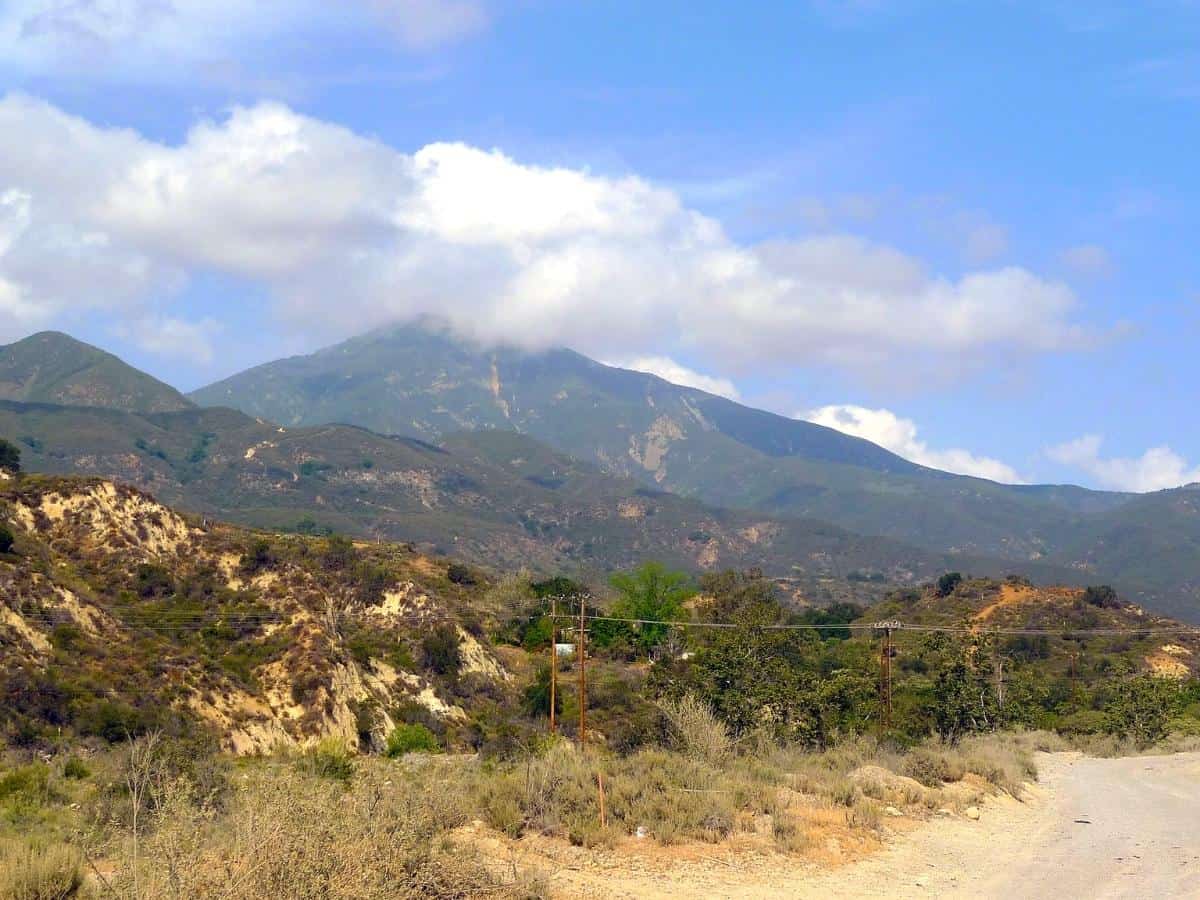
<box><xmin>549</xmin><ymin>595</ymin><xmax>558</xmax><ymax>734</ymax></box>
<box><xmin>578</xmin><ymin>594</ymin><xmax>587</xmax><ymax>743</ymax></box>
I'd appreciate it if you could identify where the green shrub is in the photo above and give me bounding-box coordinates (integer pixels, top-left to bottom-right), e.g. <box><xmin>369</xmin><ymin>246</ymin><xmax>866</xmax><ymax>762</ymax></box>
<box><xmin>385</xmin><ymin>724</ymin><xmax>441</xmax><ymax>758</ymax></box>
<box><xmin>0</xmin><ymin>764</ymin><xmax>52</xmax><ymax>803</ymax></box>
<box><xmin>322</xmin><ymin>535</ymin><xmax>357</xmax><ymax>571</ymax></box>
<box><xmin>1082</xmin><ymin>585</ymin><xmax>1121</xmax><ymax>609</ymax></box>
<box><xmin>0</xmin><ymin>438</ymin><xmax>20</xmax><ymax>473</ymax></box>
<box><xmin>241</xmin><ymin>538</ymin><xmax>275</xmax><ymax>573</ymax></box>
<box><xmin>299</xmin><ymin>460</ymin><xmax>332</xmax><ymax>478</ymax></box>
<box><xmin>0</xmin><ymin>525</ymin><xmax>13</xmax><ymax>555</ymax></box>
<box><xmin>447</xmin><ymin>563</ymin><xmax>477</xmax><ymax>585</ymax></box>
<box><xmin>421</xmin><ymin>625</ymin><xmax>462</xmax><ymax>677</ymax></box>
<box><xmin>304</xmin><ymin>739</ymin><xmax>355</xmax><ymax>783</ymax></box>
<box><xmin>902</xmin><ymin>748</ymin><xmax>960</xmax><ymax>787</ymax></box>
<box><xmin>61</xmin><ymin>759</ymin><xmax>90</xmax><ymax>781</ymax></box>
<box><xmin>75</xmin><ymin>699</ymin><xmax>148</xmax><ymax>743</ymax></box>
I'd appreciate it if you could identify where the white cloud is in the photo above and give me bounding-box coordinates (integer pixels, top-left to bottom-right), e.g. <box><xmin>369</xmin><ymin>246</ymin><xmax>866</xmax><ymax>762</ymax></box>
<box><xmin>606</xmin><ymin>356</ymin><xmax>741</xmax><ymax>400</ymax></box>
<box><xmin>1046</xmin><ymin>434</ymin><xmax>1200</xmax><ymax>492</ymax></box>
<box><xmin>0</xmin><ymin>188</ymin><xmax>51</xmax><ymax>339</ymax></box>
<box><xmin>0</xmin><ymin>0</ymin><xmax>487</xmax><ymax>79</ymax></box>
<box><xmin>367</xmin><ymin>0</ymin><xmax>489</xmax><ymax>48</ymax></box>
<box><xmin>115</xmin><ymin>315</ymin><xmax>223</xmax><ymax>365</ymax></box>
<box><xmin>804</xmin><ymin>404</ymin><xmax>1024</xmax><ymax>483</ymax></box>
<box><xmin>0</xmin><ymin>94</ymin><xmax>1092</xmax><ymax>374</ymax></box>
<box><xmin>963</xmin><ymin>222</ymin><xmax>1009</xmax><ymax>264</ymax></box>
<box><xmin>1060</xmin><ymin>244</ymin><xmax>1113</xmax><ymax>277</ymax></box>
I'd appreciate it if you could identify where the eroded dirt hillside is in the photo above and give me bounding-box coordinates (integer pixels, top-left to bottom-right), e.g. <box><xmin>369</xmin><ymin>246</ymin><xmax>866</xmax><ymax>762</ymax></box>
<box><xmin>0</xmin><ymin>475</ymin><xmax>513</xmax><ymax>753</ymax></box>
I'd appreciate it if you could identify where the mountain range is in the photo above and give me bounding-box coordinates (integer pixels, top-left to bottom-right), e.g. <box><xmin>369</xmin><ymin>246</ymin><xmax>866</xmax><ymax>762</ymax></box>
<box><xmin>4</xmin><ymin>326</ymin><xmax>1200</xmax><ymax>620</ymax></box>
<box><xmin>190</xmin><ymin>321</ymin><xmax>1131</xmax><ymax>561</ymax></box>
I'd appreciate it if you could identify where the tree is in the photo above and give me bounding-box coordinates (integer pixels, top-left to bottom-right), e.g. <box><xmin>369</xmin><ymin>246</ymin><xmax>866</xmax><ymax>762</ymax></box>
<box><xmin>0</xmin><ymin>524</ymin><xmax>12</xmax><ymax>554</ymax></box>
<box><xmin>241</xmin><ymin>538</ymin><xmax>275</xmax><ymax>574</ymax></box>
<box><xmin>608</xmin><ymin>561</ymin><xmax>695</xmax><ymax>654</ymax></box>
<box><xmin>935</xmin><ymin>572</ymin><xmax>963</xmax><ymax>598</ymax></box>
<box><xmin>322</xmin><ymin>534</ymin><xmax>357</xmax><ymax>570</ymax></box>
<box><xmin>446</xmin><ymin>562</ymin><xmax>476</xmax><ymax>585</ymax></box>
<box><xmin>650</xmin><ymin>569</ymin><xmax>872</xmax><ymax>747</ymax></box>
<box><xmin>522</xmin><ymin>663</ymin><xmax>561</xmax><ymax>719</ymax></box>
<box><xmin>919</xmin><ymin>632</ymin><xmax>1003</xmax><ymax>742</ymax></box>
<box><xmin>0</xmin><ymin>438</ymin><xmax>19</xmax><ymax>473</ymax></box>
<box><xmin>421</xmin><ymin>624</ymin><xmax>462</xmax><ymax>677</ymax></box>
<box><xmin>1105</xmin><ymin>674</ymin><xmax>1179</xmax><ymax>747</ymax></box>
<box><xmin>1082</xmin><ymin>585</ymin><xmax>1121</xmax><ymax>609</ymax></box>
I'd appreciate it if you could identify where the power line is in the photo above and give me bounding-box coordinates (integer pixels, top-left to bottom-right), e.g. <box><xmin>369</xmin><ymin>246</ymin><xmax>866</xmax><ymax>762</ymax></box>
<box><xmin>548</xmin><ymin>611</ymin><xmax>1200</xmax><ymax>638</ymax></box>
<box><xmin>8</xmin><ymin>601</ymin><xmax>1200</xmax><ymax>638</ymax></box>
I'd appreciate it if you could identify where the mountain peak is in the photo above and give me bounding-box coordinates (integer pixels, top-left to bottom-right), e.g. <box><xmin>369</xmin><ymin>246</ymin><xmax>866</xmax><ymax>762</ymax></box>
<box><xmin>0</xmin><ymin>331</ymin><xmax>194</xmax><ymax>413</ymax></box>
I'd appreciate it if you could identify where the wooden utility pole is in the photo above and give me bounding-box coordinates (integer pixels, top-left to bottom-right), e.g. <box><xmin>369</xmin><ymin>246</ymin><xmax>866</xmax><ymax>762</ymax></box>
<box><xmin>597</xmin><ymin>770</ymin><xmax>607</xmax><ymax>828</ymax></box>
<box><xmin>992</xmin><ymin>630</ymin><xmax>1005</xmax><ymax>710</ymax></box>
<box><xmin>549</xmin><ymin>595</ymin><xmax>558</xmax><ymax>734</ymax></box>
<box><xmin>578</xmin><ymin>594</ymin><xmax>587</xmax><ymax>743</ymax></box>
<box><xmin>873</xmin><ymin>621</ymin><xmax>900</xmax><ymax>739</ymax></box>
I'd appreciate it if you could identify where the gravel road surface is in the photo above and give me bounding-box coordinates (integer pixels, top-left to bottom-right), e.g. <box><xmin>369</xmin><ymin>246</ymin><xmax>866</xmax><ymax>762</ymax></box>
<box><xmin>798</xmin><ymin>751</ymin><xmax>1200</xmax><ymax>899</ymax></box>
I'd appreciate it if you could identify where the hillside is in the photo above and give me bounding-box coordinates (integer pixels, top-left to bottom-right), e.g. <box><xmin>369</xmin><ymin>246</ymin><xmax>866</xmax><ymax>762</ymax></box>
<box><xmin>2</xmin><ymin>400</ymin><xmax>1046</xmax><ymax>602</ymax></box>
<box><xmin>0</xmin><ymin>474</ymin><xmax>513</xmax><ymax>753</ymax></box>
<box><xmin>4</xmin><ymin>476</ymin><xmax>1196</xmax><ymax>758</ymax></box>
<box><xmin>188</xmin><ymin>320</ymin><xmax>1133</xmax><ymax>563</ymax></box>
<box><xmin>0</xmin><ymin>332</ymin><xmax>193</xmax><ymax>413</ymax></box>
<box><xmin>866</xmin><ymin>576</ymin><xmax>1200</xmax><ymax>684</ymax></box>
<box><xmin>1038</xmin><ymin>485</ymin><xmax>1200</xmax><ymax>621</ymax></box>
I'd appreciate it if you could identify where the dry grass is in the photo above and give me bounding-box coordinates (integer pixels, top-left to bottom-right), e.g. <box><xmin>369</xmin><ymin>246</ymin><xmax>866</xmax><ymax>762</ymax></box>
<box><xmin>109</xmin><ymin>763</ymin><xmax>544</xmax><ymax>900</ymax></box>
<box><xmin>1064</xmin><ymin>730</ymin><xmax>1200</xmax><ymax>758</ymax></box>
<box><xmin>0</xmin><ymin>728</ymin><xmax>1051</xmax><ymax>897</ymax></box>
<box><xmin>0</xmin><ymin>836</ymin><xmax>88</xmax><ymax>900</ymax></box>
<box><xmin>465</xmin><ymin>730</ymin><xmax>1041</xmax><ymax>853</ymax></box>
<box><xmin>656</xmin><ymin>694</ymin><xmax>733</xmax><ymax>766</ymax></box>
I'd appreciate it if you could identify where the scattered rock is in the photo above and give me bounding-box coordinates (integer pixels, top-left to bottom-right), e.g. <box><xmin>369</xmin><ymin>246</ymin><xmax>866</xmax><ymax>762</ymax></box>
<box><xmin>885</xmin><ymin>806</ymin><xmax>903</xmax><ymax>817</ymax></box>
<box><xmin>965</xmin><ymin>806</ymin><xmax>981</xmax><ymax>821</ymax></box>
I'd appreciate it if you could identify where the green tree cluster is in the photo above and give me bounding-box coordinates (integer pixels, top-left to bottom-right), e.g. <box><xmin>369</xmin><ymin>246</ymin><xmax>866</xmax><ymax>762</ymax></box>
<box><xmin>598</xmin><ymin>562</ymin><xmax>695</xmax><ymax>656</ymax></box>
<box><xmin>0</xmin><ymin>438</ymin><xmax>20</xmax><ymax>473</ymax></box>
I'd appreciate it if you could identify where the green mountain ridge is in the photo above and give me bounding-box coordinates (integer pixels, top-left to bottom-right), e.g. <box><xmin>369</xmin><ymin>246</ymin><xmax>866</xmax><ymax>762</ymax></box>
<box><xmin>188</xmin><ymin>320</ymin><xmax>1133</xmax><ymax>562</ymax></box>
<box><xmin>5</xmin><ymin>397</ymin><xmax>1049</xmax><ymax>602</ymax></box>
<box><xmin>0</xmin><ymin>331</ymin><xmax>194</xmax><ymax>413</ymax></box>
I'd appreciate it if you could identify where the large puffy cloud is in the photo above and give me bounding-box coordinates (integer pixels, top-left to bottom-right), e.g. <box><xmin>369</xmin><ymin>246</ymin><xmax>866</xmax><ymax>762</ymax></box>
<box><xmin>804</xmin><ymin>405</ymin><xmax>1024</xmax><ymax>483</ymax></box>
<box><xmin>1046</xmin><ymin>435</ymin><xmax>1200</xmax><ymax>492</ymax></box>
<box><xmin>0</xmin><ymin>94</ymin><xmax>1089</xmax><ymax>372</ymax></box>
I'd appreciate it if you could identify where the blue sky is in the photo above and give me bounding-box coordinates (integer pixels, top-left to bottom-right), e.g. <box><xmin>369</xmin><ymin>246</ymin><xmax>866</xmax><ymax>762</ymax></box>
<box><xmin>0</xmin><ymin>0</ymin><xmax>1197</xmax><ymax>491</ymax></box>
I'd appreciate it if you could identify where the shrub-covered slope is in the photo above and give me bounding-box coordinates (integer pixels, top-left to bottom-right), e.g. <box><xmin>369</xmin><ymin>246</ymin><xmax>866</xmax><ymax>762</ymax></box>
<box><xmin>0</xmin><ymin>332</ymin><xmax>193</xmax><ymax>413</ymax></box>
<box><xmin>0</xmin><ymin>475</ymin><xmax>515</xmax><ymax>753</ymax></box>
<box><xmin>1</xmin><ymin>402</ymin><xmax>1080</xmax><ymax>601</ymax></box>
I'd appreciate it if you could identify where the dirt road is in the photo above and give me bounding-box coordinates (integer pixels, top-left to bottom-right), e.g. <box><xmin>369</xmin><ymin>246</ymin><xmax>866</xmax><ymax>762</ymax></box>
<box><xmin>795</xmin><ymin>751</ymin><xmax>1200</xmax><ymax>899</ymax></box>
<box><xmin>547</xmin><ymin>752</ymin><xmax>1200</xmax><ymax>899</ymax></box>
